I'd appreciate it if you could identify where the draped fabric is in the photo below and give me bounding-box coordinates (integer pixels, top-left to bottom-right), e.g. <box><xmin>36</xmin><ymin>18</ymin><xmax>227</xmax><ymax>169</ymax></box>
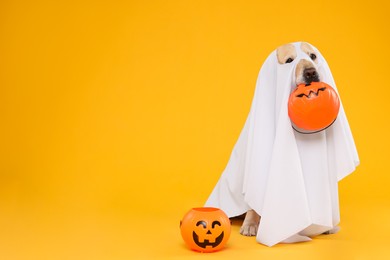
<box><xmin>205</xmin><ymin>42</ymin><xmax>359</xmax><ymax>246</ymax></box>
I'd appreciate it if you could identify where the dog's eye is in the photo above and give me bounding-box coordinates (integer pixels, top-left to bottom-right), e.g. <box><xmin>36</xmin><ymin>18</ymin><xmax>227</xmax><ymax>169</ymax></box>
<box><xmin>285</xmin><ymin>58</ymin><xmax>294</xmax><ymax>64</ymax></box>
<box><xmin>310</xmin><ymin>53</ymin><xmax>317</xmax><ymax>60</ymax></box>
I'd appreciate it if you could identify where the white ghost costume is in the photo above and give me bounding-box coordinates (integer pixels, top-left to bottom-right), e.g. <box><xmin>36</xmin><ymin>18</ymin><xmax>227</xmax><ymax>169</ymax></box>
<box><xmin>205</xmin><ymin>42</ymin><xmax>359</xmax><ymax>247</ymax></box>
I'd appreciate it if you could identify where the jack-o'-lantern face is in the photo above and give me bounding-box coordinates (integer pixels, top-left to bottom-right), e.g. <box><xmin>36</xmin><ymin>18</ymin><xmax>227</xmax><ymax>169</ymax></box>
<box><xmin>180</xmin><ymin>207</ymin><xmax>231</xmax><ymax>253</ymax></box>
<box><xmin>288</xmin><ymin>81</ymin><xmax>340</xmax><ymax>134</ymax></box>
<box><xmin>192</xmin><ymin>220</ymin><xmax>224</xmax><ymax>249</ymax></box>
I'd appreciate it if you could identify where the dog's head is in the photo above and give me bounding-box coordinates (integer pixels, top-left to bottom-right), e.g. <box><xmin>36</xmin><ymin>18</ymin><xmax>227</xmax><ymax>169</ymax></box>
<box><xmin>276</xmin><ymin>42</ymin><xmax>321</xmax><ymax>86</ymax></box>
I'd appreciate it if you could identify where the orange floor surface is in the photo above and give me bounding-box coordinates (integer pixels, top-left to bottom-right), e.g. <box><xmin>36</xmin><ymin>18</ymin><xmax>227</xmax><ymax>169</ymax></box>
<box><xmin>0</xmin><ymin>201</ymin><xmax>389</xmax><ymax>259</ymax></box>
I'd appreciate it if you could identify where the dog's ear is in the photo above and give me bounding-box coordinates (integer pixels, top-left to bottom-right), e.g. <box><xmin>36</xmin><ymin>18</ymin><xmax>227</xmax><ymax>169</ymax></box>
<box><xmin>300</xmin><ymin>42</ymin><xmax>318</xmax><ymax>64</ymax></box>
<box><xmin>276</xmin><ymin>44</ymin><xmax>297</xmax><ymax>64</ymax></box>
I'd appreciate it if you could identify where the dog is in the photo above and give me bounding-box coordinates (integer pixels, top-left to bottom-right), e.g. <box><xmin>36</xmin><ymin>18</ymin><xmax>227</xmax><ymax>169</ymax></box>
<box><xmin>205</xmin><ymin>42</ymin><xmax>358</xmax><ymax>246</ymax></box>
<box><xmin>240</xmin><ymin>42</ymin><xmax>339</xmax><ymax>239</ymax></box>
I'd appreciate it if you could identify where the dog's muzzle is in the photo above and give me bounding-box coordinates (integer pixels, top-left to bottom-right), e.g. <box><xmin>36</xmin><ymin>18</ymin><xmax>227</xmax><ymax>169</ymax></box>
<box><xmin>303</xmin><ymin>68</ymin><xmax>320</xmax><ymax>84</ymax></box>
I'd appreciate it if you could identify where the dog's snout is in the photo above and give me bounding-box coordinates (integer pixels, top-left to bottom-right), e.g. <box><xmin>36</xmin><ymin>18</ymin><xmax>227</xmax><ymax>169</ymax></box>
<box><xmin>303</xmin><ymin>68</ymin><xmax>319</xmax><ymax>84</ymax></box>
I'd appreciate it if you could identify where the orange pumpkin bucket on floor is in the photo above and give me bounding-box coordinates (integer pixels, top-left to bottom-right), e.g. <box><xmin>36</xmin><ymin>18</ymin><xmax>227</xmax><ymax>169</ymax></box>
<box><xmin>180</xmin><ymin>207</ymin><xmax>231</xmax><ymax>253</ymax></box>
<box><xmin>288</xmin><ymin>82</ymin><xmax>340</xmax><ymax>134</ymax></box>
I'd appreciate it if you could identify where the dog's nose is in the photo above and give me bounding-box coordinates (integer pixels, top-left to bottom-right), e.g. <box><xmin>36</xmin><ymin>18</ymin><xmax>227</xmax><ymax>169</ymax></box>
<box><xmin>303</xmin><ymin>68</ymin><xmax>319</xmax><ymax>84</ymax></box>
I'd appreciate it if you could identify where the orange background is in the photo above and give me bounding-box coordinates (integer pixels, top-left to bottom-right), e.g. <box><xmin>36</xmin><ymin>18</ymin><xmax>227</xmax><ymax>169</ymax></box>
<box><xmin>1</xmin><ymin>0</ymin><xmax>389</xmax><ymax>259</ymax></box>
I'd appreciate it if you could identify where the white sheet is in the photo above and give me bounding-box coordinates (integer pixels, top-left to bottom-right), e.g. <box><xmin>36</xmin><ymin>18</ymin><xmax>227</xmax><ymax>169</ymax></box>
<box><xmin>205</xmin><ymin>42</ymin><xmax>359</xmax><ymax>246</ymax></box>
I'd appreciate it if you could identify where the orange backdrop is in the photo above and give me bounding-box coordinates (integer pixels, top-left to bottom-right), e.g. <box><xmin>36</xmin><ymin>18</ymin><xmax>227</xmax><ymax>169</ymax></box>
<box><xmin>1</xmin><ymin>0</ymin><xmax>389</xmax><ymax>259</ymax></box>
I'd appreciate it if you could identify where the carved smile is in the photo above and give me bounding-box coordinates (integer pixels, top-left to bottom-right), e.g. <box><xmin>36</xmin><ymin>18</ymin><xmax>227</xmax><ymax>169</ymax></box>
<box><xmin>296</xmin><ymin>87</ymin><xmax>326</xmax><ymax>98</ymax></box>
<box><xmin>192</xmin><ymin>231</ymin><xmax>224</xmax><ymax>248</ymax></box>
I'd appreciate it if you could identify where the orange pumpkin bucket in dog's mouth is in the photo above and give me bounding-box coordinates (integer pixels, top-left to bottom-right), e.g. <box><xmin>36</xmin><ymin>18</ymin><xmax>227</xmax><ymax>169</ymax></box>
<box><xmin>288</xmin><ymin>82</ymin><xmax>340</xmax><ymax>134</ymax></box>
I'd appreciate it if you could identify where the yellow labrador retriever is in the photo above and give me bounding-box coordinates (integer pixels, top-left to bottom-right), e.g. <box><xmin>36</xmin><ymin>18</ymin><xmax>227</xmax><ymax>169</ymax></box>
<box><xmin>240</xmin><ymin>42</ymin><xmax>340</xmax><ymax>239</ymax></box>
